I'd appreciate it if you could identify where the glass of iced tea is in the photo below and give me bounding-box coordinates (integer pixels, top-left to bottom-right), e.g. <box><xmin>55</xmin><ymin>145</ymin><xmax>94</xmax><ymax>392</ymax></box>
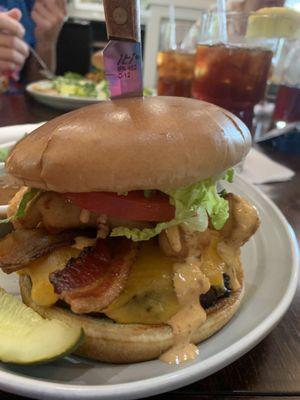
<box><xmin>157</xmin><ymin>50</ymin><xmax>195</xmax><ymax>97</ymax></box>
<box><xmin>192</xmin><ymin>12</ymin><xmax>277</xmax><ymax>130</ymax></box>
<box><xmin>156</xmin><ymin>15</ymin><xmax>208</xmax><ymax>98</ymax></box>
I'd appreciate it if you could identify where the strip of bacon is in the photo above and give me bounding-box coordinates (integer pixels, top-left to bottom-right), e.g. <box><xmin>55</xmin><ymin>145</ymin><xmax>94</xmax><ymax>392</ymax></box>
<box><xmin>50</xmin><ymin>238</ymin><xmax>137</xmax><ymax>314</ymax></box>
<box><xmin>0</xmin><ymin>229</ymin><xmax>80</xmax><ymax>273</ymax></box>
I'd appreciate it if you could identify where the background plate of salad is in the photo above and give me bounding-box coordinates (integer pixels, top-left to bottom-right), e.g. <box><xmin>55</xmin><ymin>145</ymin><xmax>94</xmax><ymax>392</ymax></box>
<box><xmin>26</xmin><ymin>72</ymin><xmax>154</xmax><ymax>111</ymax></box>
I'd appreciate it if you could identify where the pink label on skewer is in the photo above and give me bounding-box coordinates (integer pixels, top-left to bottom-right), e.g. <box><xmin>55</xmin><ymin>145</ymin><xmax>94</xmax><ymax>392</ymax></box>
<box><xmin>103</xmin><ymin>40</ymin><xmax>143</xmax><ymax>99</ymax></box>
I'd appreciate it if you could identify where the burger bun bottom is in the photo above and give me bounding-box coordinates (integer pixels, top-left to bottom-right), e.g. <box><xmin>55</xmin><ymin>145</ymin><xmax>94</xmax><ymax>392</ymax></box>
<box><xmin>19</xmin><ymin>272</ymin><xmax>244</xmax><ymax>364</ymax></box>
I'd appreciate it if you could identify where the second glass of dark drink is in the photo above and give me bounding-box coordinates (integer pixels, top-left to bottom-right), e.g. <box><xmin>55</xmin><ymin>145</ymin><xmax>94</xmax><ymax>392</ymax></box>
<box><xmin>192</xmin><ymin>44</ymin><xmax>272</xmax><ymax>129</ymax></box>
<box><xmin>273</xmin><ymin>84</ymin><xmax>300</xmax><ymax>123</ymax></box>
<box><xmin>273</xmin><ymin>42</ymin><xmax>300</xmax><ymax>124</ymax></box>
<box><xmin>192</xmin><ymin>12</ymin><xmax>276</xmax><ymax>131</ymax></box>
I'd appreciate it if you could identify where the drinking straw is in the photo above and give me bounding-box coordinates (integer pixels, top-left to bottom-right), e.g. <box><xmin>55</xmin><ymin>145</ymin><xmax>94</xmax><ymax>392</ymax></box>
<box><xmin>169</xmin><ymin>3</ymin><xmax>177</xmax><ymax>50</ymax></box>
<box><xmin>180</xmin><ymin>21</ymin><xmax>198</xmax><ymax>51</ymax></box>
<box><xmin>217</xmin><ymin>0</ymin><xmax>228</xmax><ymax>42</ymax></box>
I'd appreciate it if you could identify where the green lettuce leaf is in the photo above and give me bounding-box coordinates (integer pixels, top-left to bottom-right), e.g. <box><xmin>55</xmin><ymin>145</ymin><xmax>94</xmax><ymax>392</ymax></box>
<box><xmin>0</xmin><ymin>188</ymin><xmax>41</xmax><ymax>224</ymax></box>
<box><xmin>111</xmin><ymin>219</ymin><xmax>180</xmax><ymax>242</ymax></box>
<box><xmin>110</xmin><ymin>172</ymin><xmax>233</xmax><ymax>241</ymax></box>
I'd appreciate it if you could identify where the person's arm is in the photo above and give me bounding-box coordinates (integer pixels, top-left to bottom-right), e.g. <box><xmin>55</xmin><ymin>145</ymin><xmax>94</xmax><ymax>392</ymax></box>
<box><xmin>0</xmin><ymin>9</ymin><xmax>29</xmax><ymax>74</ymax></box>
<box><xmin>26</xmin><ymin>0</ymin><xmax>67</xmax><ymax>82</ymax></box>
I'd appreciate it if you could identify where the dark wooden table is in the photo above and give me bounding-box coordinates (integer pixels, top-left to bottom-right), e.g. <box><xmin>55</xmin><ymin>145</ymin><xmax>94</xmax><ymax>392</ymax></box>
<box><xmin>0</xmin><ymin>93</ymin><xmax>299</xmax><ymax>400</ymax></box>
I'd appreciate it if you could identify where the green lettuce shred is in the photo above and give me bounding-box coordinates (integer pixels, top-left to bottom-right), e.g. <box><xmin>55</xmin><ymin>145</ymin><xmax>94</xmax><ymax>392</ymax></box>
<box><xmin>225</xmin><ymin>168</ymin><xmax>234</xmax><ymax>183</ymax></box>
<box><xmin>111</xmin><ymin>171</ymin><xmax>233</xmax><ymax>241</ymax></box>
<box><xmin>0</xmin><ymin>148</ymin><xmax>9</xmax><ymax>162</ymax></box>
<box><xmin>143</xmin><ymin>189</ymin><xmax>155</xmax><ymax>198</ymax></box>
<box><xmin>0</xmin><ymin>188</ymin><xmax>41</xmax><ymax>224</ymax></box>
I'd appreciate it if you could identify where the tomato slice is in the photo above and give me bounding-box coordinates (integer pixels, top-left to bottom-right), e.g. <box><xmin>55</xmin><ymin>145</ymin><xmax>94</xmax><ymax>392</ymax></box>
<box><xmin>63</xmin><ymin>191</ymin><xmax>175</xmax><ymax>222</ymax></box>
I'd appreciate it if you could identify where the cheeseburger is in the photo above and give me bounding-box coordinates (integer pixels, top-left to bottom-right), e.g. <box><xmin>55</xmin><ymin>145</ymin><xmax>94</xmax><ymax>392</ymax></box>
<box><xmin>0</xmin><ymin>97</ymin><xmax>259</xmax><ymax>364</ymax></box>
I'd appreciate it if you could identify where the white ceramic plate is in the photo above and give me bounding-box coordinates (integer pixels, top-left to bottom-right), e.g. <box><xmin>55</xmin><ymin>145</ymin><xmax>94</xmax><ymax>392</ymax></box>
<box><xmin>0</xmin><ymin>122</ymin><xmax>44</xmax><ymax>147</ymax></box>
<box><xmin>0</xmin><ymin>174</ymin><xmax>297</xmax><ymax>400</ymax></box>
<box><xmin>26</xmin><ymin>80</ymin><xmax>104</xmax><ymax>111</ymax></box>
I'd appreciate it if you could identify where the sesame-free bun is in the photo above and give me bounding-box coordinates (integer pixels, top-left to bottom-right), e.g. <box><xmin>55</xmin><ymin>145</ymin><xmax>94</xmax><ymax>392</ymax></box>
<box><xmin>6</xmin><ymin>97</ymin><xmax>250</xmax><ymax>193</ymax></box>
<box><xmin>20</xmin><ymin>271</ymin><xmax>244</xmax><ymax>364</ymax></box>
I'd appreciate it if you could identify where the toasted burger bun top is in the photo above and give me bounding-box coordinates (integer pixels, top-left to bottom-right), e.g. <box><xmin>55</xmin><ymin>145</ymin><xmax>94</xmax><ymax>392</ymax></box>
<box><xmin>6</xmin><ymin>97</ymin><xmax>251</xmax><ymax>193</ymax></box>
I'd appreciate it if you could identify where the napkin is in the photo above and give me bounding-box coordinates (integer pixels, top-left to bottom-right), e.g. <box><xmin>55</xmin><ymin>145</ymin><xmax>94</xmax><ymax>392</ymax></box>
<box><xmin>239</xmin><ymin>148</ymin><xmax>295</xmax><ymax>184</ymax></box>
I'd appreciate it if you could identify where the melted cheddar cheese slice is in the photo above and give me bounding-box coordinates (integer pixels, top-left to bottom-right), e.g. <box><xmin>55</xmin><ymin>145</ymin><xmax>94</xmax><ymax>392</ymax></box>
<box><xmin>201</xmin><ymin>235</ymin><xmax>226</xmax><ymax>289</ymax></box>
<box><xmin>19</xmin><ymin>247</ymin><xmax>80</xmax><ymax>307</ymax></box>
<box><xmin>20</xmin><ymin>237</ymin><xmax>229</xmax><ymax>324</ymax></box>
<box><xmin>105</xmin><ymin>238</ymin><xmax>227</xmax><ymax>324</ymax></box>
<box><xmin>104</xmin><ymin>241</ymin><xmax>180</xmax><ymax>324</ymax></box>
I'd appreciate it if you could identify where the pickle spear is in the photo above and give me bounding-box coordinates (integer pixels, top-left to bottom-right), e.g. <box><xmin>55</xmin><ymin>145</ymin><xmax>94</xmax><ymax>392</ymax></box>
<box><xmin>0</xmin><ymin>288</ymin><xmax>83</xmax><ymax>364</ymax></box>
